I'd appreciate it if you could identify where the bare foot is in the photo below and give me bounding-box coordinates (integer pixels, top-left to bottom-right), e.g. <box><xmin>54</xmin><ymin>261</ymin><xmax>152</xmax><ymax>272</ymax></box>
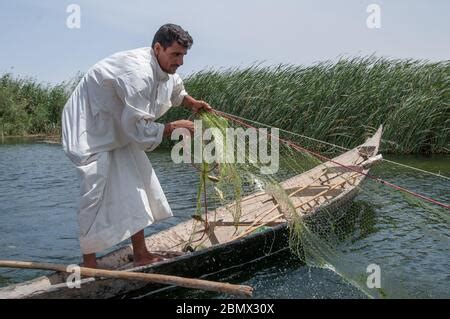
<box><xmin>82</xmin><ymin>261</ymin><xmax>98</xmax><ymax>269</ymax></box>
<box><xmin>133</xmin><ymin>252</ymin><xmax>166</xmax><ymax>267</ymax></box>
<box><xmin>82</xmin><ymin>253</ymin><xmax>98</xmax><ymax>269</ymax></box>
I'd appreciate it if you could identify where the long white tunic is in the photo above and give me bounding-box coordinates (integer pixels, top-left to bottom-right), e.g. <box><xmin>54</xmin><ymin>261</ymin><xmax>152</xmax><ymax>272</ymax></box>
<box><xmin>62</xmin><ymin>47</ymin><xmax>188</xmax><ymax>254</ymax></box>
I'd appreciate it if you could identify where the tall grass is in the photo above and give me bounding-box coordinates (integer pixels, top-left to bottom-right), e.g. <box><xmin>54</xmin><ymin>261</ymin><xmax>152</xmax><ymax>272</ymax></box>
<box><xmin>1</xmin><ymin>57</ymin><xmax>448</xmax><ymax>153</ymax></box>
<box><xmin>0</xmin><ymin>73</ymin><xmax>80</xmax><ymax>136</ymax></box>
<box><xmin>164</xmin><ymin>56</ymin><xmax>449</xmax><ymax>154</ymax></box>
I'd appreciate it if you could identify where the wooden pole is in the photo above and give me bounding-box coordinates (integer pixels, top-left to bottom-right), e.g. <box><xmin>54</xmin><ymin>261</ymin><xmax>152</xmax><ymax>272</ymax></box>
<box><xmin>0</xmin><ymin>260</ymin><xmax>253</xmax><ymax>298</ymax></box>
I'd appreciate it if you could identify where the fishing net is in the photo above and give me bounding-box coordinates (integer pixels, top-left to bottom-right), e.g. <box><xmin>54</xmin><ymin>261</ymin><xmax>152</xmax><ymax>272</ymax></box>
<box><xmin>181</xmin><ymin>111</ymin><xmax>449</xmax><ymax>298</ymax></box>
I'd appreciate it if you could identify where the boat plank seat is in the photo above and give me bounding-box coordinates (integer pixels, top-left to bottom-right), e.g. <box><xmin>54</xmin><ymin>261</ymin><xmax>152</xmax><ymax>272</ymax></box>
<box><xmin>323</xmin><ymin>165</ymin><xmax>363</xmax><ymax>174</ymax></box>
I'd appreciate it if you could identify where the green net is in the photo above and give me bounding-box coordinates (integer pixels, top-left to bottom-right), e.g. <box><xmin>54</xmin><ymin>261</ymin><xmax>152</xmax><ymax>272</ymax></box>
<box><xmin>182</xmin><ymin>111</ymin><xmax>449</xmax><ymax>298</ymax></box>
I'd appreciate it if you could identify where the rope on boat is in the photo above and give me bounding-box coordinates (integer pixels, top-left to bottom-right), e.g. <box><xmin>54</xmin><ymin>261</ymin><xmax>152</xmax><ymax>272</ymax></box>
<box><xmin>212</xmin><ymin>110</ymin><xmax>450</xmax><ymax>210</ymax></box>
<box><xmin>218</xmin><ymin>111</ymin><xmax>450</xmax><ymax>182</ymax></box>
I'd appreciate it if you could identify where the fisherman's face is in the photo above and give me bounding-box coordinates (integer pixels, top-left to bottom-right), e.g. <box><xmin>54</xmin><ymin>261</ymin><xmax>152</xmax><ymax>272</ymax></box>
<box><xmin>154</xmin><ymin>41</ymin><xmax>187</xmax><ymax>74</ymax></box>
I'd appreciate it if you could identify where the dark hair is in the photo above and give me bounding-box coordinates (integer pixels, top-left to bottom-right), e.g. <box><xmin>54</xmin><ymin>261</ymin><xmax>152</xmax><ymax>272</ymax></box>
<box><xmin>152</xmin><ymin>24</ymin><xmax>193</xmax><ymax>50</ymax></box>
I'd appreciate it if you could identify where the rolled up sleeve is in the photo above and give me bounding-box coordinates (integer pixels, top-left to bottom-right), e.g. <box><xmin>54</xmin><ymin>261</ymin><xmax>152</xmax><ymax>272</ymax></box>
<box><xmin>170</xmin><ymin>74</ymin><xmax>188</xmax><ymax>107</ymax></box>
<box><xmin>115</xmin><ymin>73</ymin><xmax>165</xmax><ymax>152</ymax></box>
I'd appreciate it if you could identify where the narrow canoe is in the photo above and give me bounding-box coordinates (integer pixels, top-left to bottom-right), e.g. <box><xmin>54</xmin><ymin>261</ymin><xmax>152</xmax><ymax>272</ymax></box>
<box><xmin>0</xmin><ymin>126</ymin><xmax>383</xmax><ymax>299</ymax></box>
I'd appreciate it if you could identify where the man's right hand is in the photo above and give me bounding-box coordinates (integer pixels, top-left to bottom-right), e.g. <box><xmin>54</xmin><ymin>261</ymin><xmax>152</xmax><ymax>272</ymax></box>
<box><xmin>163</xmin><ymin>120</ymin><xmax>194</xmax><ymax>137</ymax></box>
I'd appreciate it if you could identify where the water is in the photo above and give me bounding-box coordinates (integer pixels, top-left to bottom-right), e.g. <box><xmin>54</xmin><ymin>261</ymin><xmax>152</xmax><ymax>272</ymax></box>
<box><xmin>0</xmin><ymin>140</ymin><xmax>448</xmax><ymax>298</ymax></box>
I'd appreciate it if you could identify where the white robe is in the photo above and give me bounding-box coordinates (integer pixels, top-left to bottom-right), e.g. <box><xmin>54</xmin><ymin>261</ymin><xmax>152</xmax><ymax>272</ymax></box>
<box><xmin>62</xmin><ymin>47</ymin><xmax>188</xmax><ymax>254</ymax></box>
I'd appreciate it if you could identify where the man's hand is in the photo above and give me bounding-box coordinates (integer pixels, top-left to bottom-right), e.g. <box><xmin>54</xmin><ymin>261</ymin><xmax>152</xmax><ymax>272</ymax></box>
<box><xmin>182</xmin><ymin>95</ymin><xmax>213</xmax><ymax>113</ymax></box>
<box><xmin>163</xmin><ymin>120</ymin><xmax>194</xmax><ymax>137</ymax></box>
<box><xmin>191</xmin><ymin>100</ymin><xmax>212</xmax><ymax>113</ymax></box>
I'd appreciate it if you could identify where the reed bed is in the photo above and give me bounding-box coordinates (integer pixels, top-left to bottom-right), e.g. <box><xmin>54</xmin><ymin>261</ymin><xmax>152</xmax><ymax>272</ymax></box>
<box><xmin>1</xmin><ymin>57</ymin><xmax>448</xmax><ymax>153</ymax></box>
<box><xmin>173</xmin><ymin>57</ymin><xmax>449</xmax><ymax>154</ymax></box>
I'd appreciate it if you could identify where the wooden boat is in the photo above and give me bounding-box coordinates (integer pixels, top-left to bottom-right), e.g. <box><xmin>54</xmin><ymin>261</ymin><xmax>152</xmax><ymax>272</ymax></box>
<box><xmin>0</xmin><ymin>126</ymin><xmax>383</xmax><ymax>299</ymax></box>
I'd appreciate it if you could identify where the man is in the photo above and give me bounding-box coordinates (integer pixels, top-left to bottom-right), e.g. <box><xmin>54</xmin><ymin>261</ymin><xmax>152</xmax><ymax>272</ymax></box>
<box><xmin>62</xmin><ymin>24</ymin><xmax>211</xmax><ymax>268</ymax></box>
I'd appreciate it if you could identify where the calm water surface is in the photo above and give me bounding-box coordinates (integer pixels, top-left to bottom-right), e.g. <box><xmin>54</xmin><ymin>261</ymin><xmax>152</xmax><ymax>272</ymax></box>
<box><xmin>0</xmin><ymin>140</ymin><xmax>448</xmax><ymax>298</ymax></box>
